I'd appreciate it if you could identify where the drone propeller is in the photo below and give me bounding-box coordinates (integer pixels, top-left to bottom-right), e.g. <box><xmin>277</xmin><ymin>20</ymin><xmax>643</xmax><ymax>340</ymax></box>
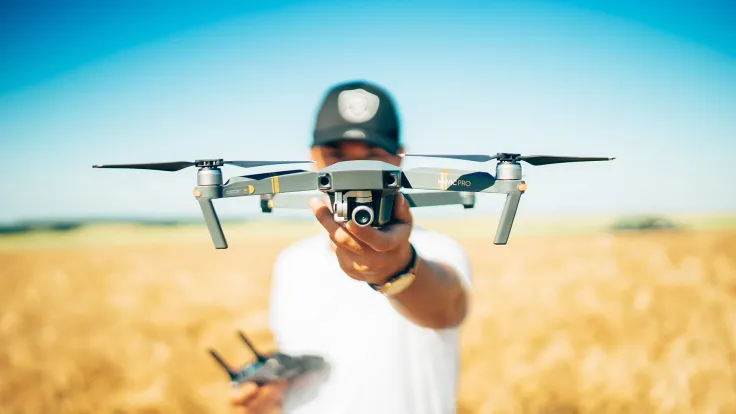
<box><xmin>92</xmin><ymin>159</ymin><xmax>313</xmax><ymax>172</ymax></box>
<box><xmin>507</xmin><ymin>155</ymin><xmax>615</xmax><ymax>166</ymax></box>
<box><xmin>401</xmin><ymin>153</ymin><xmax>614</xmax><ymax>166</ymax></box>
<box><xmin>401</xmin><ymin>154</ymin><xmax>495</xmax><ymax>162</ymax></box>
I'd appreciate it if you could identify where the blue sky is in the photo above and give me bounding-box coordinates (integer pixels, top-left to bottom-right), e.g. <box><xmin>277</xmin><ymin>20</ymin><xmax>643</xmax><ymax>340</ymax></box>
<box><xmin>1</xmin><ymin>0</ymin><xmax>735</xmax><ymax>223</ymax></box>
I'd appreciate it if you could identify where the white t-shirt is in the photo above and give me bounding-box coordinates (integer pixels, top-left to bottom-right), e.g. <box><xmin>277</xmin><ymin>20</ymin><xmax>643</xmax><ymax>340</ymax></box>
<box><xmin>268</xmin><ymin>226</ymin><xmax>472</xmax><ymax>414</ymax></box>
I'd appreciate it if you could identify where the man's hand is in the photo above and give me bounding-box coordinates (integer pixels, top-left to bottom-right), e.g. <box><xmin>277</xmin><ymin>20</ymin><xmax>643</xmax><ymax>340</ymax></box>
<box><xmin>310</xmin><ymin>191</ymin><xmax>469</xmax><ymax>329</ymax></box>
<box><xmin>309</xmin><ymin>193</ymin><xmax>413</xmax><ymax>285</ymax></box>
<box><xmin>230</xmin><ymin>381</ymin><xmax>287</xmax><ymax>414</ymax></box>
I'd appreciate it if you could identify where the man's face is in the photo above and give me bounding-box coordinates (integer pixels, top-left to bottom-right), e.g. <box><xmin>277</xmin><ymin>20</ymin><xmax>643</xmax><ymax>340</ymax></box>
<box><xmin>310</xmin><ymin>140</ymin><xmax>403</xmax><ymax>169</ymax></box>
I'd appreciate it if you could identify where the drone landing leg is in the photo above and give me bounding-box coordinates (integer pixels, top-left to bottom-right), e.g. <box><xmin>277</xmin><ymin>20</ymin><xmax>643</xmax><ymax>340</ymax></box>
<box><xmin>494</xmin><ymin>191</ymin><xmax>522</xmax><ymax>245</ymax></box>
<box><xmin>198</xmin><ymin>198</ymin><xmax>228</xmax><ymax>249</ymax></box>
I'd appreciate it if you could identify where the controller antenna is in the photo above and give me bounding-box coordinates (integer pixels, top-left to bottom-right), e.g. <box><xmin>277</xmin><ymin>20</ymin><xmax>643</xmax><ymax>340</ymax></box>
<box><xmin>208</xmin><ymin>349</ymin><xmax>236</xmax><ymax>381</ymax></box>
<box><xmin>238</xmin><ymin>331</ymin><xmax>267</xmax><ymax>363</ymax></box>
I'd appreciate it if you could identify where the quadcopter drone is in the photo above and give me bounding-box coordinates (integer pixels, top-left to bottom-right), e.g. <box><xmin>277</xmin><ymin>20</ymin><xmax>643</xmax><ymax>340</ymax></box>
<box><xmin>93</xmin><ymin>152</ymin><xmax>614</xmax><ymax>248</ymax></box>
<box><xmin>208</xmin><ymin>330</ymin><xmax>325</xmax><ymax>387</ymax></box>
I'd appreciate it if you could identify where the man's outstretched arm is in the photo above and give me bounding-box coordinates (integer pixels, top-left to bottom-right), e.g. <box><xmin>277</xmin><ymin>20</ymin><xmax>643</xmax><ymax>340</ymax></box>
<box><xmin>383</xmin><ymin>248</ymin><xmax>469</xmax><ymax>329</ymax></box>
<box><xmin>309</xmin><ymin>193</ymin><xmax>469</xmax><ymax>330</ymax></box>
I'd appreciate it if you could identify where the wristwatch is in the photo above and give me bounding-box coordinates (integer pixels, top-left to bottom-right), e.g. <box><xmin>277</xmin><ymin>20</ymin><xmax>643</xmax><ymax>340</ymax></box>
<box><xmin>368</xmin><ymin>243</ymin><xmax>419</xmax><ymax>296</ymax></box>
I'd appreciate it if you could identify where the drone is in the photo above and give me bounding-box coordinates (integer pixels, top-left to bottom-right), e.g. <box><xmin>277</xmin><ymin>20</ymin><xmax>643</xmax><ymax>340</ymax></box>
<box><xmin>208</xmin><ymin>330</ymin><xmax>326</xmax><ymax>387</ymax></box>
<box><xmin>93</xmin><ymin>152</ymin><xmax>614</xmax><ymax>248</ymax></box>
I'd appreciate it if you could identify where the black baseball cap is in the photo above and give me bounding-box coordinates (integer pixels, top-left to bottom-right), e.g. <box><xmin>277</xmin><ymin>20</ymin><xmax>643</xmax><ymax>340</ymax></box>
<box><xmin>312</xmin><ymin>80</ymin><xmax>401</xmax><ymax>154</ymax></box>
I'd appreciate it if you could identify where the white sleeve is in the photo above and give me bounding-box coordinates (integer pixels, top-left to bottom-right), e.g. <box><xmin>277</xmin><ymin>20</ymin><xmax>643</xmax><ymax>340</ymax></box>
<box><xmin>412</xmin><ymin>230</ymin><xmax>472</xmax><ymax>290</ymax></box>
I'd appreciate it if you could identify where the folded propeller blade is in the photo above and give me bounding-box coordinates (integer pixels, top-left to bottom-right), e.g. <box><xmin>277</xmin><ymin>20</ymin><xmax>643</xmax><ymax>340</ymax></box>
<box><xmin>400</xmin><ymin>154</ymin><xmax>496</xmax><ymax>162</ymax></box>
<box><xmin>92</xmin><ymin>161</ymin><xmax>195</xmax><ymax>171</ymax></box>
<box><xmin>224</xmin><ymin>160</ymin><xmax>313</xmax><ymax>168</ymax></box>
<box><xmin>517</xmin><ymin>155</ymin><xmax>615</xmax><ymax>165</ymax></box>
<box><xmin>93</xmin><ymin>159</ymin><xmax>313</xmax><ymax>171</ymax></box>
<box><xmin>401</xmin><ymin>153</ymin><xmax>614</xmax><ymax>165</ymax></box>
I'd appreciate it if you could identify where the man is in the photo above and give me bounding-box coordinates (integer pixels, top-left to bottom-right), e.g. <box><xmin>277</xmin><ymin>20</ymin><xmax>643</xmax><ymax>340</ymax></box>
<box><xmin>230</xmin><ymin>80</ymin><xmax>472</xmax><ymax>414</ymax></box>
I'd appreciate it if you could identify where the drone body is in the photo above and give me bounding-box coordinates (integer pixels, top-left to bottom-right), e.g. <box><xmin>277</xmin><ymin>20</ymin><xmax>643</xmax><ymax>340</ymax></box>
<box><xmin>209</xmin><ymin>331</ymin><xmax>326</xmax><ymax>387</ymax></box>
<box><xmin>259</xmin><ymin>160</ymin><xmax>476</xmax><ymax>227</ymax></box>
<box><xmin>93</xmin><ymin>152</ymin><xmax>614</xmax><ymax>249</ymax></box>
<box><xmin>317</xmin><ymin>160</ymin><xmax>402</xmax><ymax>227</ymax></box>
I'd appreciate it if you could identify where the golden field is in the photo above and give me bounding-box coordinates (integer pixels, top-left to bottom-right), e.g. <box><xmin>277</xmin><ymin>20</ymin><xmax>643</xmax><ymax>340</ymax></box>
<box><xmin>1</xmin><ymin>214</ymin><xmax>736</xmax><ymax>413</ymax></box>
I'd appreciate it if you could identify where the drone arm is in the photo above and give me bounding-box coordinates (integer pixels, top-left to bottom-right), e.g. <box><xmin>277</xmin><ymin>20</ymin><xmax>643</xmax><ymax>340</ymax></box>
<box><xmin>401</xmin><ymin>167</ymin><xmax>498</xmax><ymax>193</ymax></box>
<box><xmin>260</xmin><ymin>192</ymin><xmax>329</xmax><ymax>211</ymax></box>
<box><xmin>402</xmin><ymin>191</ymin><xmax>475</xmax><ymax>208</ymax></box>
<box><xmin>223</xmin><ymin>171</ymin><xmax>318</xmax><ymax>198</ymax></box>
<box><xmin>262</xmin><ymin>191</ymin><xmax>475</xmax><ymax>211</ymax></box>
<box><xmin>402</xmin><ymin>167</ymin><xmax>526</xmax><ymax>244</ymax></box>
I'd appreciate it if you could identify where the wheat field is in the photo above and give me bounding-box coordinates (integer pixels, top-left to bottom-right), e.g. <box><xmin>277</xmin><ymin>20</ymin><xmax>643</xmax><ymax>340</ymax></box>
<box><xmin>1</xmin><ymin>217</ymin><xmax>735</xmax><ymax>413</ymax></box>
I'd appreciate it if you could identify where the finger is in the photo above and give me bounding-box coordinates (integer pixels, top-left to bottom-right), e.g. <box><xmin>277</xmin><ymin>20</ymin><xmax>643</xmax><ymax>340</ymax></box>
<box><xmin>346</xmin><ymin>220</ymin><xmax>410</xmax><ymax>252</ymax></box>
<box><xmin>346</xmin><ymin>193</ymin><xmax>412</xmax><ymax>251</ymax></box>
<box><xmin>334</xmin><ymin>244</ymin><xmax>372</xmax><ymax>270</ymax></box>
<box><xmin>310</xmin><ymin>198</ymin><xmax>365</xmax><ymax>254</ymax></box>
<box><xmin>261</xmin><ymin>380</ymin><xmax>288</xmax><ymax>400</ymax></box>
<box><xmin>230</xmin><ymin>382</ymin><xmax>259</xmax><ymax>406</ymax></box>
<box><xmin>310</xmin><ymin>198</ymin><xmax>341</xmax><ymax>234</ymax></box>
<box><xmin>333</xmin><ymin>225</ymin><xmax>366</xmax><ymax>255</ymax></box>
<box><xmin>333</xmin><ymin>245</ymin><xmax>407</xmax><ymax>283</ymax></box>
<box><xmin>392</xmin><ymin>192</ymin><xmax>413</xmax><ymax>224</ymax></box>
<box><xmin>244</xmin><ymin>382</ymin><xmax>287</xmax><ymax>413</ymax></box>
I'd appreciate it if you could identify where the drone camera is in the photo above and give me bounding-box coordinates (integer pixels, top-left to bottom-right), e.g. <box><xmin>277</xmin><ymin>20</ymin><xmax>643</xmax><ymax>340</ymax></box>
<box><xmin>318</xmin><ymin>173</ymin><xmax>332</xmax><ymax>189</ymax></box>
<box><xmin>352</xmin><ymin>205</ymin><xmax>374</xmax><ymax>227</ymax></box>
<box><xmin>350</xmin><ymin>190</ymin><xmax>375</xmax><ymax>227</ymax></box>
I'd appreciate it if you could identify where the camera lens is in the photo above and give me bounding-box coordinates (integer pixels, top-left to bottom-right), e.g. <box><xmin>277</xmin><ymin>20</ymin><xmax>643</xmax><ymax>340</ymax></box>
<box><xmin>352</xmin><ymin>205</ymin><xmax>374</xmax><ymax>227</ymax></box>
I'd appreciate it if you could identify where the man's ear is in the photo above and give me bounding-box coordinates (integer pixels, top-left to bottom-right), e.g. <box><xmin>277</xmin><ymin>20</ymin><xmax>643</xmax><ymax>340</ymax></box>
<box><xmin>309</xmin><ymin>146</ymin><xmax>327</xmax><ymax>169</ymax></box>
<box><xmin>309</xmin><ymin>146</ymin><xmax>321</xmax><ymax>161</ymax></box>
<box><xmin>392</xmin><ymin>146</ymin><xmax>405</xmax><ymax>165</ymax></box>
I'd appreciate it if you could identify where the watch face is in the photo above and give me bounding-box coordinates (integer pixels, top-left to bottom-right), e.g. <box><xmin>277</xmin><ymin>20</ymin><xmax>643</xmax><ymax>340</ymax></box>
<box><xmin>383</xmin><ymin>273</ymin><xmax>416</xmax><ymax>295</ymax></box>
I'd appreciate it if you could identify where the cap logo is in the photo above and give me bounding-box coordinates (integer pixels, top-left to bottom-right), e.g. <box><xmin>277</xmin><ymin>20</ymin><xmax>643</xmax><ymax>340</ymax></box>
<box><xmin>337</xmin><ymin>88</ymin><xmax>380</xmax><ymax>123</ymax></box>
<box><xmin>342</xmin><ymin>129</ymin><xmax>366</xmax><ymax>139</ymax></box>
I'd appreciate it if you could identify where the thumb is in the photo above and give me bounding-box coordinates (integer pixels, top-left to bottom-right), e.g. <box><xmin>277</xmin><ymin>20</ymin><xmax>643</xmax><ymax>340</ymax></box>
<box><xmin>392</xmin><ymin>192</ymin><xmax>413</xmax><ymax>224</ymax></box>
<box><xmin>230</xmin><ymin>382</ymin><xmax>259</xmax><ymax>406</ymax></box>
